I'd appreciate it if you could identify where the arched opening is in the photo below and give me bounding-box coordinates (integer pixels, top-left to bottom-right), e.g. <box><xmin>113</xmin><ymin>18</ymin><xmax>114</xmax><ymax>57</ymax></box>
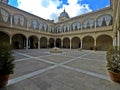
<box><xmin>28</xmin><ymin>36</ymin><xmax>38</xmax><ymax>49</ymax></box>
<box><xmin>83</xmin><ymin>36</ymin><xmax>94</xmax><ymax>50</ymax></box>
<box><xmin>40</xmin><ymin>37</ymin><xmax>47</xmax><ymax>48</ymax></box>
<box><xmin>49</xmin><ymin>38</ymin><xmax>54</xmax><ymax>48</ymax></box>
<box><xmin>0</xmin><ymin>31</ymin><xmax>10</xmax><ymax>44</ymax></box>
<box><xmin>63</xmin><ymin>37</ymin><xmax>70</xmax><ymax>48</ymax></box>
<box><xmin>71</xmin><ymin>37</ymin><xmax>80</xmax><ymax>49</ymax></box>
<box><xmin>56</xmin><ymin>38</ymin><xmax>61</xmax><ymax>48</ymax></box>
<box><xmin>12</xmin><ymin>34</ymin><xmax>26</xmax><ymax>49</ymax></box>
<box><xmin>96</xmin><ymin>35</ymin><xmax>113</xmax><ymax>51</ymax></box>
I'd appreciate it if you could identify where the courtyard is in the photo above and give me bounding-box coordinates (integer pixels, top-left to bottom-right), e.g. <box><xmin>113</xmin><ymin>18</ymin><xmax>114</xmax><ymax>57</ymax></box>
<box><xmin>1</xmin><ymin>49</ymin><xmax>120</xmax><ymax>90</ymax></box>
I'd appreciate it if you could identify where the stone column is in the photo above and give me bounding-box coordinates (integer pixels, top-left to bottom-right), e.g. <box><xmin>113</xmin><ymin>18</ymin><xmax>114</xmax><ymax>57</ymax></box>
<box><xmin>94</xmin><ymin>39</ymin><xmax>97</xmax><ymax>51</ymax></box>
<box><xmin>47</xmin><ymin>39</ymin><xmax>49</xmax><ymax>48</ymax></box>
<box><xmin>114</xmin><ymin>31</ymin><xmax>118</xmax><ymax>46</ymax></box>
<box><xmin>9</xmin><ymin>36</ymin><xmax>12</xmax><ymax>45</ymax></box>
<box><xmin>113</xmin><ymin>36</ymin><xmax>116</xmax><ymax>46</ymax></box>
<box><xmin>70</xmin><ymin>38</ymin><xmax>71</xmax><ymax>49</ymax></box>
<box><xmin>118</xmin><ymin>30</ymin><xmax>120</xmax><ymax>47</ymax></box>
<box><xmin>54</xmin><ymin>38</ymin><xmax>56</xmax><ymax>47</ymax></box>
<box><xmin>26</xmin><ymin>38</ymin><xmax>28</xmax><ymax>49</ymax></box>
<box><xmin>61</xmin><ymin>39</ymin><xmax>63</xmax><ymax>48</ymax></box>
<box><xmin>10</xmin><ymin>15</ymin><xmax>12</xmax><ymax>27</ymax></box>
<box><xmin>38</xmin><ymin>39</ymin><xmax>40</xmax><ymax>49</ymax></box>
<box><xmin>94</xmin><ymin>21</ymin><xmax>96</xmax><ymax>30</ymax></box>
<box><xmin>81</xmin><ymin>25</ymin><xmax>83</xmax><ymax>31</ymax></box>
<box><xmin>27</xmin><ymin>22</ymin><xmax>29</xmax><ymax>30</ymax></box>
<box><xmin>81</xmin><ymin>40</ymin><xmax>83</xmax><ymax>49</ymax></box>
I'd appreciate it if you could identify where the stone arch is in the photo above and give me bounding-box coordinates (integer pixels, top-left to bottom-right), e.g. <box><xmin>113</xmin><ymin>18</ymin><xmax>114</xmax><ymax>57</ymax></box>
<box><xmin>82</xmin><ymin>36</ymin><xmax>94</xmax><ymax>50</ymax></box>
<box><xmin>40</xmin><ymin>37</ymin><xmax>47</xmax><ymax>48</ymax></box>
<box><xmin>63</xmin><ymin>23</ymin><xmax>71</xmax><ymax>32</ymax></box>
<box><xmin>96</xmin><ymin>14</ymin><xmax>113</xmax><ymax>27</ymax></box>
<box><xmin>12</xmin><ymin>34</ymin><xmax>26</xmax><ymax>49</ymax></box>
<box><xmin>31</xmin><ymin>19</ymin><xmax>39</xmax><ymax>30</ymax></box>
<box><xmin>0</xmin><ymin>8</ymin><xmax>10</xmax><ymax>23</ymax></box>
<box><xmin>27</xmin><ymin>19</ymin><xmax>38</xmax><ymax>29</ymax></box>
<box><xmin>56</xmin><ymin>26</ymin><xmax>63</xmax><ymax>33</ymax></box>
<box><xmin>28</xmin><ymin>35</ymin><xmax>38</xmax><ymax>49</ymax></box>
<box><xmin>56</xmin><ymin>38</ymin><xmax>61</xmax><ymax>48</ymax></box>
<box><xmin>0</xmin><ymin>31</ymin><xmax>10</xmax><ymax>44</ymax></box>
<box><xmin>96</xmin><ymin>35</ymin><xmax>113</xmax><ymax>50</ymax></box>
<box><xmin>41</xmin><ymin>22</ymin><xmax>48</xmax><ymax>32</ymax></box>
<box><xmin>12</xmin><ymin>14</ymin><xmax>27</xmax><ymax>27</ymax></box>
<box><xmin>71</xmin><ymin>37</ymin><xmax>81</xmax><ymax>49</ymax></box>
<box><xmin>49</xmin><ymin>25</ymin><xmax>55</xmax><ymax>33</ymax></box>
<box><xmin>63</xmin><ymin>37</ymin><xmax>70</xmax><ymax>48</ymax></box>
<box><xmin>72</xmin><ymin>21</ymin><xmax>81</xmax><ymax>31</ymax></box>
<box><xmin>49</xmin><ymin>38</ymin><xmax>55</xmax><ymax>48</ymax></box>
<box><xmin>82</xmin><ymin>18</ymin><xmax>94</xmax><ymax>29</ymax></box>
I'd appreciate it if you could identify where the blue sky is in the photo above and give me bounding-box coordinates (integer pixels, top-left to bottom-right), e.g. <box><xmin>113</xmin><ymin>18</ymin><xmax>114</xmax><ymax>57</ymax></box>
<box><xmin>8</xmin><ymin>0</ymin><xmax>110</xmax><ymax>22</ymax></box>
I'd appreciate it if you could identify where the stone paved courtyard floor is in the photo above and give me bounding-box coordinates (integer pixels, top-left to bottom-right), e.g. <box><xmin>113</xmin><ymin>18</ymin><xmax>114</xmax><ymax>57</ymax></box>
<box><xmin>0</xmin><ymin>49</ymin><xmax>120</xmax><ymax>90</ymax></box>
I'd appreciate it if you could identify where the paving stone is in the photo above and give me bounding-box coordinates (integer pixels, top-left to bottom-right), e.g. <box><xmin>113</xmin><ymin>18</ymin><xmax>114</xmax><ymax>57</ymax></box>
<box><xmin>39</xmin><ymin>55</ymin><xmax>73</xmax><ymax>63</ymax></box>
<box><xmin>11</xmin><ymin>59</ymin><xmax>53</xmax><ymax>79</ymax></box>
<box><xmin>66</xmin><ymin>58</ymin><xmax>107</xmax><ymax>75</ymax></box>
<box><xmin>57</xmin><ymin>84</ymin><xmax>74</xmax><ymax>90</ymax></box>
<box><xmin>5</xmin><ymin>49</ymin><xmax>120</xmax><ymax>90</ymax></box>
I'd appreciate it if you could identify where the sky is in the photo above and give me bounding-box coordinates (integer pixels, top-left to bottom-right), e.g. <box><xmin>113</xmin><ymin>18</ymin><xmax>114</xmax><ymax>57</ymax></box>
<box><xmin>8</xmin><ymin>0</ymin><xmax>110</xmax><ymax>22</ymax></box>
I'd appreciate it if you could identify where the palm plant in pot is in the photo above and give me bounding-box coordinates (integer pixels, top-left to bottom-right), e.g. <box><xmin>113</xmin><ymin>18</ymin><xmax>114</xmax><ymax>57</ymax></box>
<box><xmin>0</xmin><ymin>43</ymin><xmax>15</xmax><ymax>88</ymax></box>
<box><xmin>106</xmin><ymin>46</ymin><xmax>120</xmax><ymax>83</ymax></box>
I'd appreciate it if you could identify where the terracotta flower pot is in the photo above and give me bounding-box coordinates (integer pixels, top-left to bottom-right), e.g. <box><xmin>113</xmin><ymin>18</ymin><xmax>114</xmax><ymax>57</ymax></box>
<box><xmin>0</xmin><ymin>75</ymin><xmax>10</xmax><ymax>88</ymax></box>
<box><xmin>108</xmin><ymin>70</ymin><xmax>120</xmax><ymax>83</ymax></box>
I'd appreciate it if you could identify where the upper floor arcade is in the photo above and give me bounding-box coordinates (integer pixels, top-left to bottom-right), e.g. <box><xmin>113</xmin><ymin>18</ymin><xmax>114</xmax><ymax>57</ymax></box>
<box><xmin>0</xmin><ymin>2</ymin><xmax>113</xmax><ymax>36</ymax></box>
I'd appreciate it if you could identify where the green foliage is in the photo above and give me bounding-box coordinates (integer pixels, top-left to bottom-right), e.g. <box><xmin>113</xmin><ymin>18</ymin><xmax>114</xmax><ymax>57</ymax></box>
<box><xmin>106</xmin><ymin>46</ymin><xmax>120</xmax><ymax>72</ymax></box>
<box><xmin>0</xmin><ymin>43</ymin><xmax>15</xmax><ymax>76</ymax></box>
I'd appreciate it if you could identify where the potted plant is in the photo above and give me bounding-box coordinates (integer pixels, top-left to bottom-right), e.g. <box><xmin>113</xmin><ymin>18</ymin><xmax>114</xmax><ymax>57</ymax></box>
<box><xmin>0</xmin><ymin>43</ymin><xmax>15</xmax><ymax>88</ymax></box>
<box><xmin>106</xmin><ymin>46</ymin><xmax>120</xmax><ymax>83</ymax></box>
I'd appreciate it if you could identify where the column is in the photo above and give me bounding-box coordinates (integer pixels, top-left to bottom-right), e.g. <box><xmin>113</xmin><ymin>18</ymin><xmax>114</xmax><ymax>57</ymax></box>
<box><xmin>94</xmin><ymin>21</ymin><xmax>96</xmax><ymax>30</ymax></box>
<box><xmin>26</xmin><ymin>38</ymin><xmax>28</xmax><ymax>49</ymax></box>
<box><xmin>81</xmin><ymin>40</ymin><xmax>83</xmax><ymax>49</ymax></box>
<box><xmin>9</xmin><ymin>36</ymin><xmax>12</xmax><ymax>45</ymax></box>
<box><xmin>70</xmin><ymin>38</ymin><xmax>71</xmax><ymax>49</ymax></box>
<box><xmin>47</xmin><ymin>39</ymin><xmax>49</xmax><ymax>48</ymax></box>
<box><xmin>94</xmin><ymin>39</ymin><xmax>97</xmax><ymax>51</ymax></box>
<box><xmin>118</xmin><ymin>30</ymin><xmax>120</xmax><ymax>47</ymax></box>
<box><xmin>113</xmin><ymin>37</ymin><xmax>116</xmax><ymax>46</ymax></box>
<box><xmin>27</xmin><ymin>22</ymin><xmax>29</xmax><ymax>30</ymax></box>
<box><xmin>54</xmin><ymin>38</ymin><xmax>56</xmax><ymax>47</ymax></box>
<box><xmin>115</xmin><ymin>31</ymin><xmax>118</xmax><ymax>46</ymax></box>
<box><xmin>61</xmin><ymin>39</ymin><xmax>63</xmax><ymax>48</ymax></box>
<box><xmin>38</xmin><ymin>39</ymin><xmax>40</xmax><ymax>49</ymax></box>
<box><xmin>81</xmin><ymin>25</ymin><xmax>83</xmax><ymax>31</ymax></box>
<box><xmin>10</xmin><ymin>15</ymin><xmax>12</xmax><ymax>27</ymax></box>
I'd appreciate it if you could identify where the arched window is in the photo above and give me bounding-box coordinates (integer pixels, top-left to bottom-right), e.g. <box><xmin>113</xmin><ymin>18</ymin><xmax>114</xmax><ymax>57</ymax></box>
<box><xmin>72</xmin><ymin>23</ymin><xmax>76</xmax><ymax>31</ymax></box>
<box><xmin>13</xmin><ymin>14</ymin><xmax>27</xmax><ymax>27</ymax></box>
<box><xmin>49</xmin><ymin>25</ymin><xmax>55</xmax><ymax>33</ymax></box>
<box><xmin>72</xmin><ymin>22</ymin><xmax>81</xmax><ymax>31</ymax></box>
<box><xmin>96</xmin><ymin>14</ymin><xmax>112</xmax><ymax>27</ymax></box>
<box><xmin>76</xmin><ymin>22</ymin><xmax>81</xmax><ymax>30</ymax></box>
<box><xmin>82</xmin><ymin>19</ymin><xmax>94</xmax><ymax>29</ymax></box>
<box><xmin>42</xmin><ymin>22</ymin><xmax>48</xmax><ymax>32</ymax></box>
<box><xmin>63</xmin><ymin>24</ymin><xmax>71</xmax><ymax>32</ymax></box>
<box><xmin>56</xmin><ymin>26</ymin><xmax>63</xmax><ymax>33</ymax></box>
<box><xmin>31</xmin><ymin>19</ymin><xmax>39</xmax><ymax>29</ymax></box>
<box><xmin>104</xmin><ymin>15</ymin><xmax>112</xmax><ymax>26</ymax></box>
<box><xmin>0</xmin><ymin>8</ymin><xmax>10</xmax><ymax>23</ymax></box>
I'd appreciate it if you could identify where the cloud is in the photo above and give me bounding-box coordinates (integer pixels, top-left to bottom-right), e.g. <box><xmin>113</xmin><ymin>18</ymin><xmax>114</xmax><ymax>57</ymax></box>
<box><xmin>41</xmin><ymin>0</ymin><xmax>50</xmax><ymax>8</ymax></box>
<box><xmin>17</xmin><ymin>0</ymin><xmax>92</xmax><ymax>22</ymax></box>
